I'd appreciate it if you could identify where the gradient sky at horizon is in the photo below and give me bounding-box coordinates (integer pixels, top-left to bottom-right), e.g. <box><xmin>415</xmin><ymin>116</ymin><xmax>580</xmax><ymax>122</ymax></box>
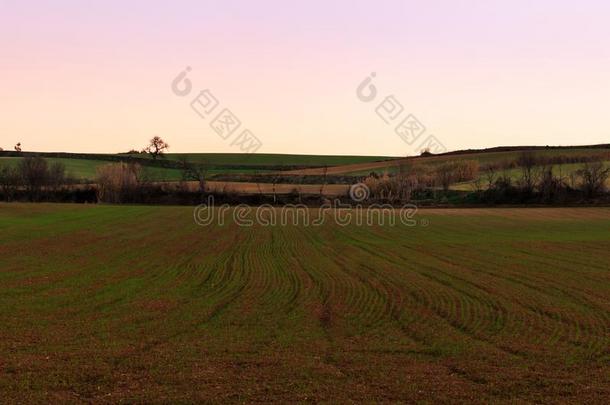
<box><xmin>1</xmin><ymin>0</ymin><xmax>609</xmax><ymax>155</ymax></box>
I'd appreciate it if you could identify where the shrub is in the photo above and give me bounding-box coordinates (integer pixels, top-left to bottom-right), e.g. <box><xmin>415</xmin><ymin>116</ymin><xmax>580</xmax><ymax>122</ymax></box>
<box><xmin>578</xmin><ymin>162</ymin><xmax>609</xmax><ymax>198</ymax></box>
<box><xmin>95</xmin><ymin>163</ymin><xmax>144</xmax><ymax>203</ymax></box>
<box><xmin>363</xmin><ymin>168</ymin><xmax>418</xmax><ymax>203</ymax></box>
<box><xmin>434</xmin><ymin>160</ymin><xmax>479</xmax><ymax>191</ymax></box>
<box><xmin>364</xmin><ymin>172</ymin><xmax>398</xmax><ymax>201</ymax></box>
<box><xmin>538</xmin><ymin>166</ymin><xmax>566</xmax><ymax>203</ymax></box>
<box><xmin>47</xmin><ymin>162</ymin><xmax>67</xmax><ymax>192</ymax></box>
<box><xmin>18</xmin><ymin>157</ymin><xmax>49</xmax><ymax>200</ymax></box>
<box><xmin>0</xmin><ymin>164</ymin><xmax>20</xmax><ymax>200</ymax></box>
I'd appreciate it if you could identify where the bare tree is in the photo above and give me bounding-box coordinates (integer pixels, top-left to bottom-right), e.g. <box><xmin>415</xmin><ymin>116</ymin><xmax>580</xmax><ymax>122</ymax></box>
<box><xmin>471</xmin><ymin>176</ymin><xmax>483</xmax><ymax>193</ymax></box>
<box><xmin>498</xmin><ymin>168</ymin><xmax>513</xmax><ymax>188</ymax></box>
<box><xmin>568</xmin><ymin>171</ymin><xmax>578</xmax><ymax>190</ymax></box>
<box><xmin>484</xmin><ymin>165</ymin><xmax>497</xmax><ymax>190</ymax></box>
<box><xmin>180</xmin><ymin>158</ymin><xmax>209</xmax><ymax>196</ymax></box>
<box><xmin>396</xmin><ymin>162</ymin><xmax>416</xmax><ymax>202</ymax></box>
<box><xmin>436</xmin><ymin>163</ymin><xmax>454</xmax><ymax>192</ymax></box>
<box><xmin>144</xmin><ymin>136</ymin><xmax>169</xmax><ymax>160</ymax></box>
<box><xmin>538</xmin><ymin>165</ymin><xmax>565</xmax><ymax>202</ymax></box>
<box><xmin>578</xmin><ymin>161</ymin><xmax>610</xmax><ymax>198</ymax></box>
<box><xmin>18</xmin><ymin>157</ymin><xmax>48</xmax><ymax>200</ymax></box>
<box><xmin>47</xmin><ymin>162</ymin><xmax>67</xmax><ymax>193</ymax></box>
<box><xmin>95</xmin><ymin>162</ymin><xmax>143</xmax><ymax>203</ymax></box>
<box><xmin>517</xmin><ymin>152</ymin><xmax>539</xmax><ymax>194</ymax></box>
<box><xmin>319</xmin><ymin>165</ymin><xmax>328</xmax><ymax>198</ymax></box>
<box><xmin>14</xmin><ymin>142</ymin><xmax>22</xmax><ymax>152</ymax></box>
<box><xmin>271</xmin><ymin>173</ymin><xmax>281</xmax><ymax>204</ymax></box>
<box><xmin>0</xmin><ymin>164</ymin><xmax>20</xmax><ymax>201</ymax></box>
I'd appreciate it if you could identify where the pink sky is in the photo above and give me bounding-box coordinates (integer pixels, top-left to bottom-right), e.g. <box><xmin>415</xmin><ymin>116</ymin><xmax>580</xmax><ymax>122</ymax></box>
<box><xmin>1</xmin><ymin>0</ymin><xmax>609</xmax><ymax>155</ymax></box>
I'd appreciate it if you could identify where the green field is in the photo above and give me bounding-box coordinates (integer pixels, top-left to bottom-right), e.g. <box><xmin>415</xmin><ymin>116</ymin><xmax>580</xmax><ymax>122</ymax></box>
<box><xmin>2</xmin><ymin>147</ymin><xmax>609</xmax><ymax>187</ymax></box>
<box><xmin>451</xmin><ymin>161</ymin><xmax>610</xmax><ymax>191</ymax></box>
<box><xmin>0</xmin><ymin>153</ymin><xmax>395</xmax><ymax>182</ymax></box>
<box><xmin>0</xmin><ymin>156</ymin><xmax>280</xmax><ymax>182</ymax></box>
<box><xmin>1</xmin><ymin>204</ymin><xmax>608</xmax><ymax>402</ymax></box>
<box><xmin>337</xmin><ymin>148</ymin><xmax>610</xmax><ymax>191</ymax></box>
<box><xmin>148</xmin><ymin>153</ymin><xmax>394</xmax><ymax>166</ymax></box>
<box><xmin>345</xmin><ymin>148</ymin><xmax>610</xmax><ymax>175</ymax></box>
<box><xmin>0</xmin><ymin>157</ymin><xmax>184</xmax><ymax>182</ymax></box>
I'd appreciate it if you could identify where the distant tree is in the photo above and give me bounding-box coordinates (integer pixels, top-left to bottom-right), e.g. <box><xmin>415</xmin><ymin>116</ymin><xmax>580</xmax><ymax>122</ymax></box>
<box><xmin>538</xmin><ymin>165</ymin><xmax>565</xmax><ymax>202</ymax></box>
<box><xmin>144</xmin><ymin>136</ymin><xmax>169</xmax><ymax>160</ymax></box>
<box><xmin>0</xmin><ymin>147</ymin><xmax>4</xmax><ymax>151</ymax></box>
<box><xmin>484</xmin><ymin>165</ymin><xmax>497</xmax><ymax>190</ymax></box>
<box><xmin>47</xmin><ymin>162</ymin><xmax>67</xmax><ymax>192</ymax></box>
<box><xmin>0</xmin><ymin>164</ymin><xmax>20</xmax><ymax>201</ymax></box>
<box><xmin>180</xmin><ymin>159</ymin><xmax>208</xmax><ymax>195</ymax></box>
<box><xmin>420</xmin><ymin>148</ymin><xmax>433</xmax><ymax>157</ymax></box>
<box><xmin>471</xmin><ymin>176</ymin><xmax>483</xmax><ymax>193</ymax></box>
<box><xmin>120</xmin><ymin>149</ymin><xmax>141</xmax><ymax>155</ymax></box>
<box><xmin>95</xmin><ymin>163</ymin><xmax>143</xmax><ymax>203</ymax></box>
<box><xmin>14</xmin><ymin>142</ymin><xmax>22</xmax><ymax>152</ymax></box>
<box><xmin>517</xmin><ymin>152</ymin><xmax>539</xmax><ymax>194</ymax></box>
<box><xmin>271</xmin><ymin>173</ymin><xmax>281</xmax><ymax>204</ymax></box>
<box><xmin>578</xmin><ymin>161</ymin><xmax>610</xmax><ymax>198</ymax></box>
<box><xmin>319</xmin><ymin>165</ymin><xmax>328</xmax><ymax>198</ymax></box>
<box><xmin>396</xmin><ymin>162</ymin><xmax>415</xmax><ymax>202</ymax></box>
<box><xmin>18</xmin><ymin>157</ymin><xmax>48</xmax><ymax>200</ymax></box>
<box><xmin>436</xmin><ymin>163</ymin><xmax>454</xmax><ymax>192</ymax></box>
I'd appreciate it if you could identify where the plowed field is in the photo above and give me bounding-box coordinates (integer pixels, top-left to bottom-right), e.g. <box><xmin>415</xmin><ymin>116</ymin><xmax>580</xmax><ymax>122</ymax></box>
<box><xmin>1</xmin><ymin>204</ymin><xmax>609</xmax><ymax>403</ymax></box>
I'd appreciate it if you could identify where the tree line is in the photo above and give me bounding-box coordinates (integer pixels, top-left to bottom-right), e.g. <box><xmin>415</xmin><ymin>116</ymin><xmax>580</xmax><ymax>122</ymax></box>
<box><xmin>1</xmin><ymin>151</ymin><xmax>609</xmax><ymax>206</ymax></box>
<box><xmin>357</xmin><ymin>152</ymin><xmax>610</xmax><ymax>204</ymax></box>
<box><xmin>0</xmin><ymin>157</ymin><xmax>73</xmax><ymax>201</ymax></box>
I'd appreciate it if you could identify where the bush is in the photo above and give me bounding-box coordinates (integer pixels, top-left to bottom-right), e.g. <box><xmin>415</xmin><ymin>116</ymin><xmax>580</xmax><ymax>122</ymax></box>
<box><xmin>434</xmin><ymin>160</ymin><xmax>479</xmax><ymax>191</ymax></box>
<box><xmin>362</xmin><ymin>167</ymin><xmax>419</xmax><ymax>203</ymax></box>
<box><xmin>538</xmin><ymin>166</ymin><xmax>566</xmax><ymax>203</ymax></box>
<box><xmin>47</xmin><ymin>162</ymin><xmax>68</xmax><ymax>192</ymax></box>
<box><xmin>0</xmin><ymin>164</ymin><xmax>20</xmax><ymax>201</ymax></box>
<box><xmin>363</xmin><ymin>172</ymin><xmax>401</xmax><ymax>202</ymax></box>
<box><xmin>19</xmin><ymin>157</ymin><xmax>48</xmax><ymax>199</ymax></box>
<box><xmin>95</xmin><ymin>163</ymin><xmax>145</xmax><ymax>203</ymax></box>
<box><xmin>0</xmin><ymin>157</ymin><xmax>71</xmax><ymax>201</ymax></box>
<box><xmin>578</xmin><ymin>162</ymin><xmax>609</xmax><ymax>198</ymax></box>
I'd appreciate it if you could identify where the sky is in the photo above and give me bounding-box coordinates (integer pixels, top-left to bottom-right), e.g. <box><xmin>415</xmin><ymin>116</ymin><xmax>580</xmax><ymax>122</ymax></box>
<box><xmin>1</xmin><ymin>0</ymin><xmax>609</xmax><ymax>156</ymax></box>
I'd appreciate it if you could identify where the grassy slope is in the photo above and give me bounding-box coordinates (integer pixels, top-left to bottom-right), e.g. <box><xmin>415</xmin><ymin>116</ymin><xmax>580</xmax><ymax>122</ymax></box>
<box><xmin>0</xmin><ymin>156</ymin><xmax>269</xmax><ymax>182</ymax></box>
<box><xmin>0</xmin><ymin>204</ymin><xmax>608</xmax><ymax>402</ymax></box>
<box><xmin>345</xmin><ymin>147</ymin><xmax>610</xmax><ymax>175</ymax></box>
<box><xmin>0</xmin><ymin>153</ymin><xmax>395</xmax><ymax>181</ymax></box>
<box><xmin>337</xmin><ymin>148</ymin><xmax>610</xmax><ymax>190</ymax></box>
<box><xmin>451</xmin><ymin>161</ymin><xmax>610</xmax><ymax>191</ymax></box>
<box><xmin>150</xmin><ymin>153</ymin><xmax>394</xmax><ymax>166</ymax></box>
<box><xmin>0</xmin><ymin>157</ymin><xmax>183</xmax><ymax>182</ymax></box>
<box><xmin>2</xmin><ymin>147</ymin><xmax>609</xmax><ymax>185</ymax></box>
